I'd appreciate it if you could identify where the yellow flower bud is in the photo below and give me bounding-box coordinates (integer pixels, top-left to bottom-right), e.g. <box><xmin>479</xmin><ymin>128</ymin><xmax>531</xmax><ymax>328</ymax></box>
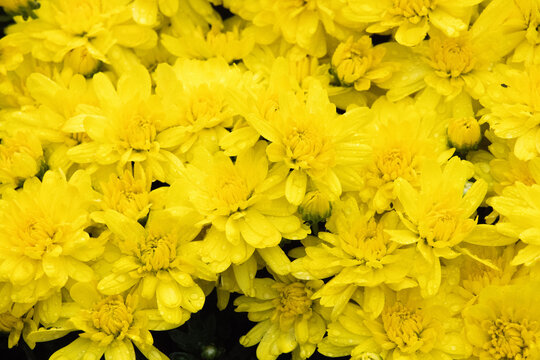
<box><xmin>298</xmin><ymin>191</ymin><xmax>332</xmax><ymax>223</ymax></box>
<box><xmin>447</xmin><ymin>116</ymin><xmax>482</xmax><ymax>152</ymax></box>
<box><xmin>63</xmin><ymin>47</ymin><xmax>100</xmax><ymax>76</ymax></box>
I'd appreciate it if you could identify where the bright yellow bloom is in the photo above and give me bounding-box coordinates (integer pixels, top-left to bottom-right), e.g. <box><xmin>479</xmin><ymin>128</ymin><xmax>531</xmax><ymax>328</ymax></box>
<box><xmin>447</xmin><ymin>116</ymin><xmax>482</xmax><ymax>152</ymax></box>
<box><xmin>330</xmin><ymin>36</ymin><xmax>395</xmax><ymax>92</ymax></box>
<box><xmin>463</xmin><ymin>283</ymin><xmax>540</xmax><ymax>359</ymax></box>
<box><xmin>298</xmin><ymin>190</ymin><xmax>332</xmax><ymax>223</ymax></box>
<box><xmin>67</xmin><ymin>66</ymin><xmax>183</xmax><ymax>182</ymax></box>
<box><xmin>359</xmin><ymin>96</ymin><xmax>452</xmax><ymax>213</ymax></box>
<box><xmin>169</xmin><ymin>143</ymin><xmax>309</xmax><ymax>277</ymax></box>
<box><xmin>488</xmin><ymin>182</ymin><xmax>540</xmax><ymax>266</ymax></box>
<box><xmin>233</xmin><ymin>68</ymin><xmax>371</xmax><ymax>205</ymax></box>
<box><xmin>0</xmin><ymin>131</ymin><xmax>44</xmax><ymax>194</ymax></box>
<box><xmin>387</xmin><ymin>157</ymin><xmax>491</xmax><ymax>296</ymax></box>
<box><xmin>235</xmin><ymin>276</ymin><xmax>326</xmax><ymax>360</ymax></box>
<box><xmin>30</xmin><ymin>282</ymin><xmax>170</xmax><ymax>360</ymax></box>
<box><xmin>481</xmin><ymin>64</ymin><xmax>540</xmax><ymax>161</ymax></box>
<box><xmin>0</xmin><ymin>171</ymin><xmax>103</xmax><ymax>310</ymax></box>
<box><xmin>5</xmin><ymin>0</ymin><xmax>157</xmax><ymax>66</ymax></box>
<box><xmin>293</xmin><ymin>196</ymin><xmax>416</xmax><ymax>319</ymax></box>
<box><xmin>95</xmin><ymin>209</ymin><xmax>216</xmax><ymax>325</ymax></box>
<box><xmin>346</xmin><ymin>0</ymin><xmax>482</xmax><ymax>46</ymax></box>
<box><xmin>319</xmin><ymin>288</ymin><xmax>472</xmax><ymax>359</ymax></box>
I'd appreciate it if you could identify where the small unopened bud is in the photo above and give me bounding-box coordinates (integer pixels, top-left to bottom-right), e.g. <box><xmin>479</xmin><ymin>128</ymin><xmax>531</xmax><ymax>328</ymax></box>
<box><xmin>447</xmin><ymin>116</ymin><xmax>482</xmax><ymax>152</ymax></box>
<box><xmin>298</xmin><ymin>191</ymin><xmax>332</xmax><ymax>223</ymax></box>
<box><xmin>64</xmin><ymin>47</ymin><xmax>100</xmax><ymax>76</ymax></box>
<box><xmin>0</xmin><ymin>0</ymin><xmax>39</xmax><ymax>19</ymax></box>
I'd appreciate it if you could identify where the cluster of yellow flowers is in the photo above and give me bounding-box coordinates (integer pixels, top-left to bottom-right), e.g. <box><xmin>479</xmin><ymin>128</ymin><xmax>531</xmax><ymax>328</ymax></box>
<box><xmin>0</xmin><ymin>0</ymin><xmax>539</xmax><ymax>359</ymax></box>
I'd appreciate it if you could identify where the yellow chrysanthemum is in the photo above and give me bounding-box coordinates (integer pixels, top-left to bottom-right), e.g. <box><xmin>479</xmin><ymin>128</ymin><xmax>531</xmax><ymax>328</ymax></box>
<box><xmin>0</xmin><ymin>131</ymin><xmax>44</xmax><ymax>193</ymax></box>
<box><xmin>292</xmin><ymin>196</ymin><xmax>416</xmax><ymax>319</ymax></box>
<box><xmin>0</xmin><ymin>170</ymin><xmax>103</xmax><ymax>311</ymax></box>
<box><xmin>330</xmin><ymin>35</ymin><xmax>395</xmax><ymax>92</ymax></box>
<box><xmin>488</xmin><ymin>182</ymin><xmax>540</xmax><ymax>266</ymax></box>
<box><xmin>235</xmin><ymin>276</ymin><xmax>326</xmax><ymax>360</ymax></box>
<box><xmin>463</xmin><ymin>283</ymin><xmax>540</xmax><ymax>359</ymax></box>
<box><xmin>387</xmin><ymin>157</ymin><xmax>494</xmax><ymax>296</ymax></box>
<box><xmin>481</xmin><ymin>64</ymin><xmax>540</xmax><ymax>161</ymax></box>
<box><xmin>168</xmin><ymin>143</ymin><xmax>309</xmax><ymax>281</ymax></box>
<box><xmin>345</xmin><ymin>0</ymin><xmax>481</xmax><ymax>46</ymax></box>
<box><xmin>5</xmin><ymin>0</ymin><xmax>157</xmax><ymax>66</ymax></box>
<box><xmin>66</xmin><ymin>66</ymin><xmax>183</xmax><ymax>182</ymax></box>
<box><xmin>318</xmin><ymin>288</ymin><xmax>472</xmax><ymax>359</ymax></box>
<box><xmin>30</xmin><ymin>282</ymin><xmax>170</xmax><ymax>360</ymax></box>
<box><xmin>94</xmin><ymin>209</ymin><xmax>215</xmax><ymax>325</ymax></box>
<box><xmin>359</xmin><ymin>96</ymin><xmax>452</xmax><ymax>213</ymax></box>
<box><xmin>232</xmin><ymin>65</ymin><xmax>371</xmax><ymax>206</ymax></box>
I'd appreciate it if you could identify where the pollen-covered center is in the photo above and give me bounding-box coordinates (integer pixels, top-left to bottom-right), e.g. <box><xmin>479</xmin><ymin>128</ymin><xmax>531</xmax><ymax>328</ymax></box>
<box><xmin>484</xmin><ymin>318</ymin><xmax>536</xmax><ymax>359</ymax></box>
<box><xmin>91</xmin><ymin>295</ymin><xmax>133</xmax><ymax>338</ymax></box>
<box><xmin>283</xmin><ymin>126</ymin><xmax>333</xmax><ymax>170</ymax></box>
<box><xmin>332</xmin><ymin>36</ymin><xmax>382</xmax><ymax>87</ymax></box>
<box><xmin>390</xmin><ymin>0</ymin><xmax>433</xmax><ymax>23</ymax></box>
<box><xmin>375</xmin><ymin>147</ymin><xmax>414</xmax><ymax>181</ymax></box>
<box><xmin>382</xmin><ymin>302</ymin><xmax>424</xmax><ymax>352</ymax></box>
<box><xmin>123</xmin><ymin>115</ymin><xmax>156</xmax><ymax>151</ymax></box>
<box><xmin>273</xmin><ymin>282</ymin><xmax>312</xmax><ymax>320</ymax></box>
<box><xmin>138</xmin><ymin>233</ymin><xmax>177</xmax><ymax>272</ymax></box>
<box><xmin>429</xmin><ymin>36</ymin><xmax>475</xmax><ymax>78</ymax></box>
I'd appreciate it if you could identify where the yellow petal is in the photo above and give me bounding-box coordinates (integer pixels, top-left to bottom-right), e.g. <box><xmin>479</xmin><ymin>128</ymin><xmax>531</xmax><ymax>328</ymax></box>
<box><xmin>285</xmin><ymin>170</ymin><xmax>307</xmax><ymax>206</ymax></box>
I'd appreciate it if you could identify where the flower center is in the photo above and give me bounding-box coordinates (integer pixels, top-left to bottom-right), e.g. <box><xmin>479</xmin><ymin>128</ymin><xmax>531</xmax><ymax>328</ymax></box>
<box><xmin>417</xmin><ymin>204</ymin><xmax>464</xmax><ymax>246</ymax></box>
<box><xmin>123</xmin><ymin>115</ymin><xmax>156</xmax><ymax>151</ymax></box>
<box><xmin>19</xmin><ymin>218</ymin><xmax>59</xmax><ymax>259</ymax></box>
<box><xmin>375</xmin><ymin>147</ymin><xmax>414</xmax><ymax>181</ymax></box>
<box><xmin>428</xmin><ymin>36</ymin><xmax>475</xmax><ymax>78</ymax></box>
<box><xmin>344</xmin><ymin>218</ymin><xmax>390</xmax><ymax>267</ymax></box>
<box><xmin>484</xmin><ymin>318</ymin><xmax>536</xmax><ymax>359</ymax></box>
<box><xmin>101</xmin><ymin>170</ymin><xmax>149</xmax><ymax>219</ymax></box>
<box><xmin>273</xmin><ymin>282</ymin><xmax>312</xmax><ymax>319</ymax></box>
<box><xmin>382</xmin><ymin>302</ymin><xmax>424</xmax><ymax>352</ymax></box>
<box><xmin>208</xmin><ymin>165</ymin><xmax>251</xmax><ymax>214</ymax></box>
<box><xmin>283</xmin><ymin>126</ymin><xmax>333</xmax><ymax>170</ymax></box>
<box><xmin>389</xmin><ymin>0</ymin><xmax>433</xmax><ymax>23</ymax></box>
<box><xmin>139</xmin><ymin>233</ymin><xmax>177</xmax><ymax>272</ymax></box>
<box><xmin>186</xmin><ymin>85</ymin><xmax>227</xmax><ymax>128</ymax></box>
<box><xmin>91</xmin><ymin>295</ymin><xmax>133</xmax><ymax>338</ymax></box>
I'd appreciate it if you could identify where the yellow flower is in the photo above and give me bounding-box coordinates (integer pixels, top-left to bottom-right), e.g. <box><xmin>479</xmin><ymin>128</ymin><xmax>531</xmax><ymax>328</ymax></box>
<box><xmin>463</xmin><ymin>283</ymin><xmax>540</xmax><ymax>359</ymax></box>
<box><xmin>67</xmin><ymin>66</ymin><xmax>183</xmax><ymax>182</ymax></box>
<box><xmin>330</xmin><ymin>36</ymin><xmax>395</xmax><ymax>92</ymax></box>
<box><xmin>488</xmin><ymin>182</ymin><xmax>540</xmax><ymax>266</ymax></box>
<box><xmin>0</xmin><ymin>131</ymin><xmax>44</xmax><ymax>193</ymax></box>
<box><xmin>153</xmin><ymin>58</ymin><xmax>245</xmax><ymax>157</ymax></box>
<box><xmin>5</xmin><ymin>0</ymin><xmax>157</xmax><ymax>65</ymax></box>
<box><xmin>348</xmin><ymin>0</ymin><xmax>482</xmax><ymax>46</ymax></box>
<box><xmin>233</xmin><ymin>69</ymin><xmax>371</xmax><ymax>205</ymax></box>
<box><xmin>447</xmin><ymin>116</ymin><xmax>482</xmax><ymax>153</ymax></box>
<box><xmin>95</xmin><ymin>209</ymin><xmax>215</xmax><ymax>325</ymax></box>
<box><xmin>481</xmin><ymin>64</ymin><xmax>540</xmax><ymax>161</ymax></box>
<box><xmin>387</xmin><ymin>157</ymin><xmax>492</xmax><ymax>296</ymax></box>
<box><xmin>63</xmin><ymin>46</ymin><xmax>101</xmax><ymax>77</ymax></box>
<box><xmin>359</xmin><ymin>96</ymin><xmax>452</xmax><ymax>213</ymax></box>
<box><xmin>298</xmin><ymin>190</ymin><xmax>332</xmax><ymax>223</ymax></box>
<box><xmin>234</xmin><ymin>276</ymin><xmax>326</xmax><ymax>360</ymax></box>
<box><xmin>169</xmin><ymin>143</ymin><xmax>309</xmax><ymax>278</ymax></box>
<box><xmin>319</xmin><ymin>288</ymin><xmax>472</xmax><ymax>359</ymax></box>
<box><xmin>293</xmin><ymin>196</ymin><xmax>416</xmax><ymax>319</ymax></box>
<box><xmin>0</xmin><ymin>171</ymin><xmax>102</xmax><ymax>308</ymax></box>
<box><xmin>30</xmin><ymin>282</ymin><xmax>170</xmax><ymax>360</ymax></box>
